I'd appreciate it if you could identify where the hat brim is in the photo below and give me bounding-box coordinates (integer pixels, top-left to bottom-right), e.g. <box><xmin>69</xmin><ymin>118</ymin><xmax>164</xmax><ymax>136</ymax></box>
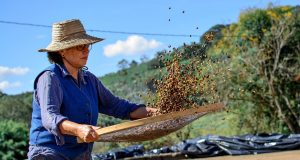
<box><xmin>38</xmin><ymin>34</ymin><xmax>104</xmax><ymax>52</ymax></box>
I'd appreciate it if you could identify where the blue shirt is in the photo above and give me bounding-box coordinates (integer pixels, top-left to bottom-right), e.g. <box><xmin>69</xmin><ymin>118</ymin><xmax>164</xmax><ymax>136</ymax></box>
<box><xmin>28</xmin><ymin>64</ymin><xmax>142</xmax><ymax>160</ymax></box>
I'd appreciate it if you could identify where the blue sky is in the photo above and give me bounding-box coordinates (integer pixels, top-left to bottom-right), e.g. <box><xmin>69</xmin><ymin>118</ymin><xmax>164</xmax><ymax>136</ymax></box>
<box><xmin>0</xmin><ymin>0</ymin><xmax>299</xmax><ymax>95</ymax></box>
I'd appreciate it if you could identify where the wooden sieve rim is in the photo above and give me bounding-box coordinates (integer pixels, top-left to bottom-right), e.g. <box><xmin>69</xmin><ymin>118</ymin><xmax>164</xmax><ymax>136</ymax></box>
<box><xmin>96</xmin><ymin>103</ymin><xmax>224</xmax><ymax>135</ymax></box>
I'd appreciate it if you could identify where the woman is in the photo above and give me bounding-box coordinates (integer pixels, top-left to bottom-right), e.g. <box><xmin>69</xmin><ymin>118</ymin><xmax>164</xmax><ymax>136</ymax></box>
<box><xmin>28</xmin><ymin>19</ymin><xmax>157</xmax><ymax>160</ymax></box>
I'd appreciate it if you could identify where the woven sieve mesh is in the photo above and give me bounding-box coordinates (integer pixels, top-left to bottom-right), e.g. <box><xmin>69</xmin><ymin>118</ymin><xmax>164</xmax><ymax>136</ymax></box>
<box><xmin>98</xmin><ymin>112</ymin><xmax>206</xmax><ymax>142</ymax></box>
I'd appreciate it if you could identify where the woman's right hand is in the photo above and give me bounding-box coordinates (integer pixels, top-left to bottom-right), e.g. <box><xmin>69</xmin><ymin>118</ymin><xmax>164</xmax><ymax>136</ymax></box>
<box><xmin>76</xmin><ymin>125</ymin><xmax>100</xmax><ymax>143</ymax></box>
<box><xmin>59</xmin><ymin>120</ymin><xmax>100</xmax><ymax>143</ymax></box>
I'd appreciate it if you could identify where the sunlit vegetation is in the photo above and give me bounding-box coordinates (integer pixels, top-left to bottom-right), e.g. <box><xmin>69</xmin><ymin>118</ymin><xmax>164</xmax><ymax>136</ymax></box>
<box><xmin>0</xmin><ymin>5</ymin><xmax>299</xmax><ymax>158</ymax></box>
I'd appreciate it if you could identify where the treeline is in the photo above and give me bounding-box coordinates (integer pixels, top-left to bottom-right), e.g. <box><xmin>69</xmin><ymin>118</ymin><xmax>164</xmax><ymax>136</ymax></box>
<box><xmin>209</xmin><ymin>5</ymin><xmax>300</xmax><ymax>133</ymax></box>
<box><xmin>0</xmin><ymin>5</ymin><xmax>299</xmax><ymax>158</ymax></box>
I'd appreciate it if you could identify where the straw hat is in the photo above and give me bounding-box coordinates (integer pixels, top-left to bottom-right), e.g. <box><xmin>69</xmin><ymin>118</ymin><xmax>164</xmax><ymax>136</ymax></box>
<box><xmin>38</xmin><ymin>19</ymin><xmax>103</xmax><ymax>52</ymax></box>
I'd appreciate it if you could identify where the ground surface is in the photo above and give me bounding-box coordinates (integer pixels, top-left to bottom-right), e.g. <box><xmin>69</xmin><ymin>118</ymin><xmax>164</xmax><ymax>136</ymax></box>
<box><xmin>124</xmin><ymin>150</ymin><xmax>300</xmax><ymax>160</ymax></box>
<box><xmin>197</xmin><ymin>150</ymin><xmax>300</xmax><ymax>160</ymax></box>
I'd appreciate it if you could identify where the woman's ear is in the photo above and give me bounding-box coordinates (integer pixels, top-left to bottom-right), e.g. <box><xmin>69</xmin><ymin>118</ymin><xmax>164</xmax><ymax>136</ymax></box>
<box><xmin>59</xmin><ymin>50</ymin><xmax>65</xmax><ymax>57</ymax></box>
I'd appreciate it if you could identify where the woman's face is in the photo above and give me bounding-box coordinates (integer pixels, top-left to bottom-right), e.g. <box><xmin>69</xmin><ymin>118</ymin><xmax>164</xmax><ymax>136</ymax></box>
<box><xmin>60</xmin><ymin>44</ymin><xmax>91</xmax><ymax>69</ymax></box>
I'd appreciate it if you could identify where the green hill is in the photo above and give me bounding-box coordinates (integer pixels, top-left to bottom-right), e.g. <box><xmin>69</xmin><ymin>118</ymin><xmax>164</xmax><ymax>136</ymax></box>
<box><xmin>0</xmin><ymin>5</ymin><xmax>299</xmax><ymax>157</ymax></box>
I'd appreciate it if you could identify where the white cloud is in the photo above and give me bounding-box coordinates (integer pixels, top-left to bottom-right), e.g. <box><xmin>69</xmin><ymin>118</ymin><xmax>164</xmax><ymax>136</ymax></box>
<box><xmin>104</xmin><ymin>35</ymin><xmax>162</xmax><ymax>57</ymax></box>
<box><xmin>0</xmin><ymin>81</ymin><xmax>21</xmax><ymax>90</ymax></box>
<box><xmin>0</xmin><ymin>66</ymin><xmax>29</xmax><ymax>77</ymax></box>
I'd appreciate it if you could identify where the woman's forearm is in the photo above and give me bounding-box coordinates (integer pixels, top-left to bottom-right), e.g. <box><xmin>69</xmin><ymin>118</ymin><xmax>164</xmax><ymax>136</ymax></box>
<box><xmin>59</xmin><ymin>120</ymin><xmax>100</xmax><ymax>143</ymax></box>
<box><xmin>59</xmin><ymin>120</ymin><xmax>81</xmax><ymax>136</ymax></box>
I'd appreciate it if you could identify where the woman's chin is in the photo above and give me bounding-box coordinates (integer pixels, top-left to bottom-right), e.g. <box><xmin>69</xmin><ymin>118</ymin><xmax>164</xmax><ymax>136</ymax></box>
<box><xmin>80</xmin><ymin>60</ymin><xmax>87</xmax><ymax>66</ymax></box>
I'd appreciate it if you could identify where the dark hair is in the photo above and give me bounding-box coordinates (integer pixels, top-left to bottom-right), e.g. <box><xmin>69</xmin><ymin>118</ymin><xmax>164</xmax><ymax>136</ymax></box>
<box><xmin>47</xmin><ymin>52</ymin><xmax>63</xmax><ymax>64</ymax></box>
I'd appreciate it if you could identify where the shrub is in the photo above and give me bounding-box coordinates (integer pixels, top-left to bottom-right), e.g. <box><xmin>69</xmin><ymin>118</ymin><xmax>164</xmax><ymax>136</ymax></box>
<box><xmin>0</xmin><ymin>120</ymin><xmax>29</xmax><ymax>160</ymax></box>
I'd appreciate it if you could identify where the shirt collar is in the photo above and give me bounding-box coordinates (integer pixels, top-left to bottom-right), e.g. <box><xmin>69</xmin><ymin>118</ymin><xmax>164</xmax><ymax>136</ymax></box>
<box><xmin>55</xmin><ymin>63</ymin><xmax>87</xmax><ymax>84</ymax></box>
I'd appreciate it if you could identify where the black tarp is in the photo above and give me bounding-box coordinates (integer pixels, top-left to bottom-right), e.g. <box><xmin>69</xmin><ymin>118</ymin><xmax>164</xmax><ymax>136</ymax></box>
<box><xmin>92</xmin><ymin>133</ymin><xmax>300</xmax><ymax>160</ymax></box>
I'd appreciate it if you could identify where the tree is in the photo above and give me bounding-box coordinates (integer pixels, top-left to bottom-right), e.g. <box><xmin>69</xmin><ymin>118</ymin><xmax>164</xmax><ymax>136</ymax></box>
<box><xmin>182</xmin><ymin>42</ymin><xmax>208</xmax><ymax>60</ymax></box>
<box><xmin>140</xmin><ymin>55</ymin><xmax>149</xmax><ymax>63</ymax></box>
<box><xmin>200</xmin><ymin>24</ymin><xmax>228</xmax><ymax>44</ymax></box>
<box><xmin>0</xmin><ymin>92</ymin><xmax>32</xmax><ymax>124</ymax></box>
<box><xmin>129</xmin><ymin>60</ymin><xmax>138</xmax><ymax>68</ymax></box>
<box><xmin>254</xmin><ymin>6</ymin><xmax>300</xmax><ymax>133</ymax></box>
<box><xmin>147</xmin><ymin>51</ymin><xmax>166</xmax><ymax>69</ymax></box>
<box><xmin>0</xmin><ymin>121</ymin><xmax>29</xmax><ymax>160</ymax></box>
<box><xmin>0</xmin><ymin>91</ymin><xmax>6</xmax><ymax>98</ymax></box>
<box><xmin>212</xmin><ymin>6</ymin><xmax>300</xmax><ymax>133</ymax></box>
<box><xmin>117</xmin><ymin>59</ymin><xmax>129</xmax><ymax>70</ymax></box>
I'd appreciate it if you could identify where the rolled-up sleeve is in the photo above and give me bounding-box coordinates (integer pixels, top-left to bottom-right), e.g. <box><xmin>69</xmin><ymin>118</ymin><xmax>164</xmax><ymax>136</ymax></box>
<box><xmin>92</xmin><ymin>75</ymin><xmax>142</xmax><ymax>119</ymax></box>
<box><xmin>36</xmin><ymin>71</ymin><xmax>68</xmax><ymax>145</ymax></box>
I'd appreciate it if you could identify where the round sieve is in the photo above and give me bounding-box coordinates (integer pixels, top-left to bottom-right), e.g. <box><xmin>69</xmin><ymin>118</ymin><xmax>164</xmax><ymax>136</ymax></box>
<box><xmin>77</xmin><ymin>103</ymin><xmax>224</xmax><ymax>143</ymax></box>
